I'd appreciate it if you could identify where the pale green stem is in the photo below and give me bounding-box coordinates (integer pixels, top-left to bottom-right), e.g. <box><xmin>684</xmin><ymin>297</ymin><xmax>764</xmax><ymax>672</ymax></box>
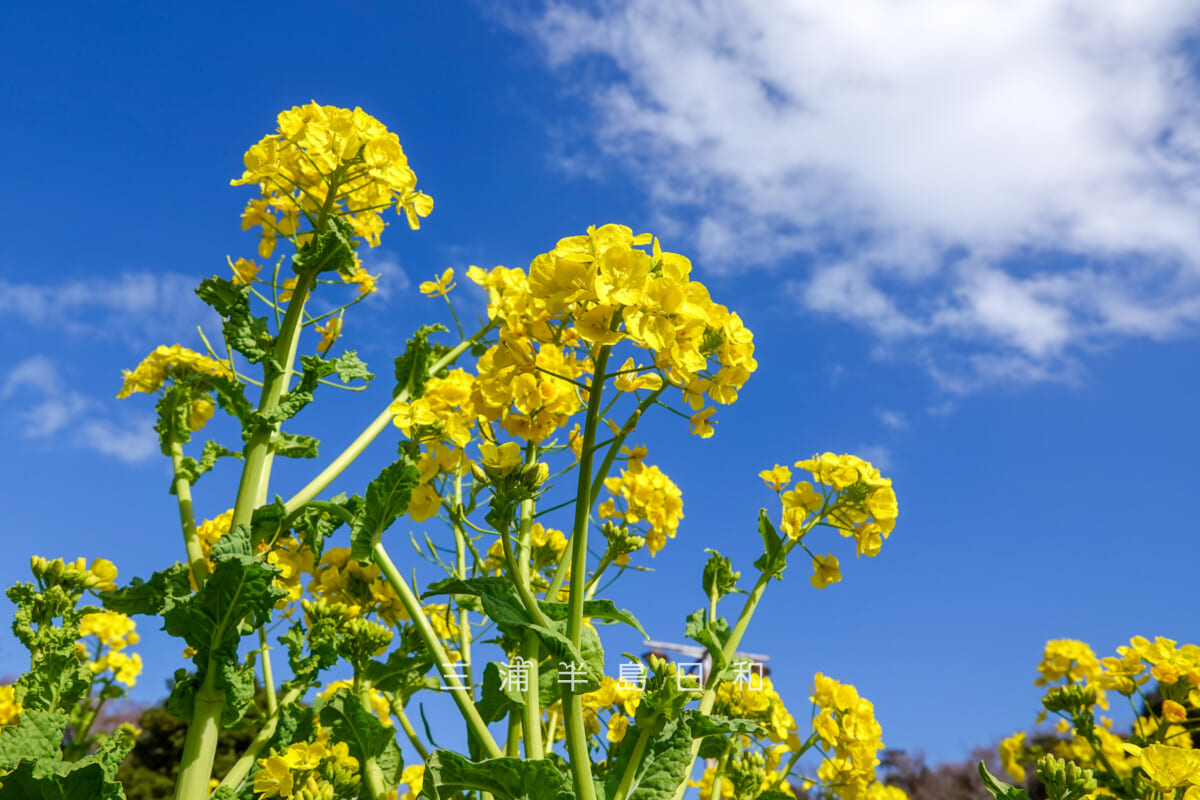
<box><xmin>282</xmin><ymin>328</ymin><xmax>491</xmax><ymax>516</ymax></box>
<box><xmin>390</xmin><ymin>697</ymin><xmax>431</xmax><ymax>761</ymax></box>
<box><xmin>710</xmin><ymin>744</ymin><xmax>734</xmax><ymax>800</ymax></box>
<box><xmin>611</xmin><ymin>712</ymin><xmax>659</xmax><ymax>800</ymax></box>
<box><xmin>170</xmin><ymin>441</ymin><xmax>209</xmax><ymax>586</ymax></box>
<box><xmin>172</xmin><ymin>667</ymin><xmax>224</xmax><ymax>800</ymax></box>
<box><xmin>543</xmin><ymin>708</ymin><xmax>560</xmax><ymax>757</ymax></box>
<box><xmin>257</xmin><ymin>628</ymin><xmax>278</xmax><ymax>717</ymax></box>
<box><xmin>217</xmin><ymin>686</ymin><xmax>304</xmax><ymax>793</ymax></box>
<box><xmin>232</xmin><ymin>270</ymin><xmax>315</xmax><ymax>533</ymax></box>
<box><xmin>359</xmin><ymin>683</ymin><xmax>391</xmax><ymax>800</ymax></box>
<box><xmin>506</xmin><ymin>712</ymin><xmax>522</xmax><ymax>757</ymax></box>
<box><xmin>372</xmin><ymin>542</ymin><xmax>503</xmax><ymax>758</ymax></box>
<box><xmin>516</xmin><ymin>450</ymin><xmax>544</xmax><ymax>759</ymax></box>
<box><xmin>668</xmin><ymin>538</ymin><xmax>798</xmax><ymax>800</ymax></box>
<box><xmin>561</xmin><ymin>344</ymin><xmax>613</xmax><ymax>800</ymax></box>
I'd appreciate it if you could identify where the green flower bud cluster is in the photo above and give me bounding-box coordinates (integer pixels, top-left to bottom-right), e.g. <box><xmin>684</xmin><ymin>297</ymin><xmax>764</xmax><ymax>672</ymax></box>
<box><xmin>1036</xmin><ymin>755</ymin><xmax>1097</xmax><ymax>800</ymax></box>
<box><xmin>336</xmin><ymin>617</ymin><xmax>394</xmax><ymax>668</ymax></box>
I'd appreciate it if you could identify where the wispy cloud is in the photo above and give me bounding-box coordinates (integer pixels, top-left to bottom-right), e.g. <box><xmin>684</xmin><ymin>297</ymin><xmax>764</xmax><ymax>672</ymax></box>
<box><xmin>359</xmin><ymin>249</ymin><xmax>412</xmax><ymax>300</ymax></box>
<box><xmin>0</xmin><ymin>271</ymin><xmax>216</xmax><ymax>347</ymax></box>
<box><xmin>875</xmin><ymin>408</ymin><xmax>908</xmax><ymax>431</ymax></box>
<box><xmin>2</xmin><ymin>356</ymin><xmax>156</xmax><ymax>463</ymax></box>
<box><xmin>522</xmin><ymin>0</ymin><xmax>1200</xmax><ymax>389</ymax></box>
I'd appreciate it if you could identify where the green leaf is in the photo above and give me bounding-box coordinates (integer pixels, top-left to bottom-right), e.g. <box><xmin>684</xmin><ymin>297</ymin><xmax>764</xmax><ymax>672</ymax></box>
<box><xmin>539</xmin><ymin>599</ymin><xmax>648</xmax><ymax>638</ymax></box>
<box><xmin>979</xmin><ymin>763</ymin><xmax>1029</xmax><ymax>800</ymax></box>
<box><xmin>477</xmin><ymin>662</ymin><xmax>522</xmax><ymax>724</ymax></box>
<box><xmin>172</xmin><ymin>441</ymin><xmax>243</xmax><ymax>493</ymax></box>
<box><xmin>100</xmin><ymin>564</ymin><xmax>191</xmax><ymax>617</ymax></box>
<box><xmin>160</xmin><ymin>526</ymin><xmax>285</xmax><ymax>723</ymax></box>
<box><xmin>423</xmin><ymin>750</ymin><xmax>572</xmax><ymax>800</ymax></box>
<box><xmin>683</xmin><ymin>712</ymin><xmax>765</xmax><ymax>739</ymax></box>
<box><xmin>196</xmin><ymin>277</ymin><xmax>274</xmax><ymax>368</ymax></box>
<box><xmin>292</xmin><ymin>218</ymin><xmax>356</xmax><ymax>276</ymax></box>
<box><xmin>351</xmin><ymin>458</ymin><xmax>421</xmax><ymax>562</ymax></box>
<box><xmin>270</xmin><ymin>431</ymin><xmax>319</xmax><ymax>459</ymax></box>
<box><xmin>604</xmin><ymin>718</ymin><xmax>693</xmax><ymax>800</ymax></box>
<box><xmin>248</xmin><ymin>502</ymin><xmax>288</xmax><ymax>548</ymax></box>
<box><xmin>364</xmin><ymin>652</ymin><xmax>437</xmax><ymax>701</ymax></box>
<box><xmin>527</xmin><ymin>624</ymin><xmax>602</xmax><ymax>688</ymax></box>
<box><xmin>0</xmin><ymin>711</ymin><xmax>67</xmax><ymax>768</ymax></box>
<box><xmin>422</xmin><ymin>578</ymin><xmax>532</xmax><ymax>641</ymax></box>
<box><xmin>0</xmin><ymin>717</ymin><xmax>133</xmax><ymax>800</ymax></box>
<box><xmin>318</xmin><ymin>689</ymin><xmax>403</xmax><ymax>791</ymax></box>
<box><xmin>702</xmin><ymin>549</ymin><xmax>740</xmax><ymax>603</ymax></box>
<box><xmin>752</xmin><ymin>509</ymin><xmax>787</xmax><ymax>580</ymax></box>
<box><xmin>393</xmin><ymin>324</ymin><xmax>449</xmax><ymax>399</ymax></box>
<box><xmin>328</xmin><ymin>351</ymin><xmax>373</xmax><ymax>384</ymax></box>
<box><xmin>291</xmin><ymin>493</ymin><xmax>360</xmax><ymax>557</ymax></box>
<box><xmin>684</xmin><ymin>609</ymin><xmax>731</xmax><ymax>671</ymax></box>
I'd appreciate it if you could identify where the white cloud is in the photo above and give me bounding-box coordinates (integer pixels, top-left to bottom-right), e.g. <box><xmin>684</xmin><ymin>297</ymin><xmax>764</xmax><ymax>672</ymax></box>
<box><xmin>855</xmin><ymin>444</ymin><xmax>893</xmax><ymax>472</ymax></box>
<box><xmin>0</xmin><ymin>271</ymin><xmax>215</xmax><ymax>346</ymax></box>
<box><xmin>359</xmin><ymin>249</ymin><xmax>411</xmax><ymax>300</ymax></box>
<box><xmin>524</xmin><ymin>0</ymin><xmax>1200</xmax><ymax>388</ymax></box>
<box><xmin>2</xmin><ymin>356</ymin><xmax>155</xmax><ymax>462</ymax></box>
<box><xmin>875</xmin><ymin>408</ymin><xmax>908</xmax><ymax>431</ymax></box>
<box><xmin>78</xmin><ymin>419</ymin><xmax>158</xmax><ymax>464</ymax></box>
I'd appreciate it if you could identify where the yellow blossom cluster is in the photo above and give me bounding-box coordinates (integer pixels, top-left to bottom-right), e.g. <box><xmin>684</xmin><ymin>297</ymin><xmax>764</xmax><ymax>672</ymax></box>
<box><xmin>471</xmin><ymin>338</ymin><xmax>589</xmax><ymax>444</ymax></box>
<box><xmin>810</xmin><ymin>673</ymin><xmax>887</xmax><ymax>800</ymax></box>
<box><xmin>598</xmin><ymin>462</ymin><xmax>684</xmax><ymax>556</ymax></box>
<box><xmin>232</xmin><ymin>102</ymin><xmax>432</xmax><ymax>261</ymax></box>
<box><xmin>253</xmin><ymin>724</ymin><xmax>361</xmax><ymax>800</ymax></box>
<box><xmin>78</xmin><ymin>611</ymin><xmax>143</xmax><ymax>688</ymax></box>
<box><xmin>116</xmin><ymin>344</ymin><xmax>233</xmax><ymax>401</ymax></box>
<box><xmin>0</xmin><ymin>685</ymin><xmax>21</xmax><ymax>726</ymax></box>
<box><xmin>714</xmin><ymin>674</ymin><xmax>799</xmax><ymax>745</ymax></box>
<box><xmin>307</xmin><ymin>548</ymin><xmax>408</xmax><ymax>626</ymax></box>
<box><xmin>392</xmin><ymin>369</ymin><xmax>477</xmax><ymax>450</ymax></box>
<box><xmin>267</xmin><ymin>536</ymin><xmax>316</xmax><ymax>607</ymax></box>
<box><xmin>580</xmin><ymin>676</ymin><xmax>642</xmax><ymax>742</ymax></box>
<box><xmin>399</xmin><ymin>764</ymin><xmax>425</xmax><ymax>800</ymax></box>
<box><xmin>467</xmin><ymin>223</ymin><xmax>756</xmax><ymax>441</ymax></box>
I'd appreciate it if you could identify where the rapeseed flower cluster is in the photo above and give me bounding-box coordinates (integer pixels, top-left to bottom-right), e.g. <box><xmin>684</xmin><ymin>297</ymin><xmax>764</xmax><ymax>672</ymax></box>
<box><xmin>232</xmin><ymin>102</ymin><xmax>432</xmax><ymax>261</ymax></box>
<box><xmin>79</xmin><ymin>610</ymin><xmax>143</xmax><ymax>688</ymax></box>
<box><xmin>466</xmin><ymin>223</ymin><xmax>756</xmax><ymax>441</ymax></box>
<box><xmin>484</xmin><ymin>522</ymin><xmax>568</xmax><ymax>581</ymax></box>
<box><xmin>307</xmin><ymin>548</ymin><xmax>408</xmax><ymax>626</ymax></box>
<box><xmin>715</xmin><ymin>674</ymin><xmax>799</xmax><ymax>745</ymax></box>
<box><xmin>253</xmin><ymin>725</ymin><xmax>362</xmax><ymax>800</ymax></box>
<box><xmin>117</xmin><ymin>345</ymin><xmax>232</xmax><ymax>399</ymax></box>
<box><xmin>0</xmin><ymin>685</ymin><xmax>21</xmax><ymax>726</ymax></box>
<box><xmin>810</xmin><ymin>673</ymin><xmax>887</xmax><ymax>800</ymax></box>
<box><xmin>598</xmin><ymin>461</ymin><xmax>684</xmax><ymax>557</ymax></box>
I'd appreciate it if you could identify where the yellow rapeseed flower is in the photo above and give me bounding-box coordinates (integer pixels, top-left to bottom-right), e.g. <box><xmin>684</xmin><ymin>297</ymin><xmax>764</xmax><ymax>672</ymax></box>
<box><xmin>420</xmin><ymin>268</ymin><xmax>456</xmax><ymax>298</ymax></box>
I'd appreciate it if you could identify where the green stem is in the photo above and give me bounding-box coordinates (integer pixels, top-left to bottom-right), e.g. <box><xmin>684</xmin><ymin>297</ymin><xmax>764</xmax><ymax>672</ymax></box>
<box><xmin>372</xmin><ymin>541</ymin><xmax>503</xmax><ymax>758</ymax></box>
<box><xmin>282</xmin><ymin>326</ymin><xmax>492</xmax><ymax>516</ymax></box>
<box><xmin>257</xmin><ymin>628</ymin><xmax>278</xmax><ymax>716</ymax></box>
<box><xmin>172</xmin><ymin>668</ymin><xmax>224</xmax><ymax>800</ymax></box>
<box><xmin>359</xmin><ymin>683</ymin><xmax>391</xmax><ymax>800</ymax></box>
<box><xmin>561</xmin><ymin>343</ymin><xmax>614</xmax><ymax>800</ymax></box>
<box><xmin>610</xmin><ymin>712</ymin><xmax>659</xmax><ymax>800</ymax></box>
<box><xmin>170</xmin><ymin>441</ymin><xmax>209</xmax><ymax>586</ymax></box>
<box><xmin>543</xmin><ymin>708</ymin><xmax>560</xmax><ymax>757</ymax></box>
<box><xmin>391</xmin><ymin>698</ymin><xmax>431</xmax><ymax>761</ymax></box>
<box><xmin>669</xmin><ymin>539</ymin><xmax>798</xmax><ymax>800</ymax></box>
<box><xmin>217</xmin><ymin>686</ymin><xmax>304</xmax><ymax>793</ymax></box>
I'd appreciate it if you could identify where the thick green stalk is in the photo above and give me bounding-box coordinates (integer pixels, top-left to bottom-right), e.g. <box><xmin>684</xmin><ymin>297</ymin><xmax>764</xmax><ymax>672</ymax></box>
<box><xmin>372</xmin><ymin>541</ymin><xmax>503</xmax><ymax>758</ymax></box>
<box><xmin>169</xmin><ymin>441</ymin><xmax>209</xmax><ymax>586</ymax></box>
<box><xmin>562</xmin><ymin>344</ymin><xmax>614</xmax><ymax>800</ymax></box>
<box><xmin>390</xmin><ymin>698</ymin><xmax>431</xmax><ymax>761</ymax></box>
<box><xmin>233</xmin><ymin>271</ymin><xmax>314</xmax><ymax>532</ymax></box>
<box><xmin>172</xmin><ymin>667</ymin><xmax>224</xmax><ymax>800</ymax></box>
<box><xmin>516</xmin><ymin>463</ymin><xmax>544</xmax><ymax>759</ymax></box>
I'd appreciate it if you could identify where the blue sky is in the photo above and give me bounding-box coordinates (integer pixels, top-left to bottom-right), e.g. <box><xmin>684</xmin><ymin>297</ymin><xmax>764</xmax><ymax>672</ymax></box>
<box><xmin>3</xmin><ymin>0</ymin><xmax>1200</xmax><ymax>770</ymax></box>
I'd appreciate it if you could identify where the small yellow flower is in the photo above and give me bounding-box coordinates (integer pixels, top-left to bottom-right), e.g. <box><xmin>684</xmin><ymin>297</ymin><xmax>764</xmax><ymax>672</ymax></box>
<box><xmin>759</xmin><ymin>465</ymin><xmax>792</xmax><ymax>491</ymax></box>
<box><xmin>188</xmin><ymin>396</ymin><xmax>215</xmax><ymax>431</ymax></box>
<box><xmin>315</xmin><ymin>314</ymin><xmax>343</xmax><ymax>355</ymax></box>
<box><xmin>479</xmin><ymin>441</ymin><xmax>522</xmax><ymax>476</ymax></box>
<box><xmin>1163</xmin><ymin>699</ymin><xmax>1187</xmax><ymax>722</ymax></box>
<box><xmin>400</xmin><ymin>764</ymin><xmax>426</xmax><ymax>800</ymax></box>
<box><xmin>254</xmin><ymin>754</ymin><xmax>295</xmax><ymax>799</ymax></box>
<box><xmin>279</xmin><ymin>277</ymin><xmax>299</xmax><ymax>303</ymax></box>
<box><xmin>810</xmin><ymin>553</ymin><xmax>841</xmax><ymax>589</ymax></box>
<box><xmin>689</xmin><ymin>407</ymin><xmax>716</xmax><ymax>439</ymax></box>
<box><xmin>420</xmin><ymin>268</ymin><xmax>456</xmax><ymax>297</ymax></box>
<box><xmin>228</xmin><ymin>256</ymin><xmax>261</xmax><ymax>286</ymax></box>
